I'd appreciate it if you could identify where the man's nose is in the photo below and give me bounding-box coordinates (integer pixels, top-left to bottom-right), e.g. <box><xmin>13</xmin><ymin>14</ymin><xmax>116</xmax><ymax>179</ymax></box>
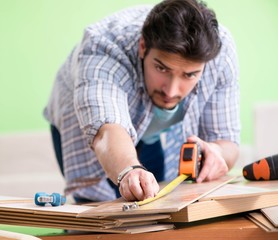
<box><xmin>162</xmin><ymin>77</ymin><xmax>179</xmax><ymax>98</ymax></box>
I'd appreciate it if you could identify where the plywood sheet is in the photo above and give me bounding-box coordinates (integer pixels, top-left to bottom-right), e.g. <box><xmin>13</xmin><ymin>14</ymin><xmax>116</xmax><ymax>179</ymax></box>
<box><xmin>0</xmin><ymin>200</ymin><xmax>172</xmax><ymax>234</ymax></box>
<box><xmin>79</xmin><ymin>175</ymin><xmax>236</xmax><ymax>218</ymax></box>
<box><xmin>248</xmin><ymin>211</ymin><xmax>278</xmax><ymax>232</ymax></box>
<box><xmin>201</xmin><ymin>178</ymin><xmax>278</xmax><ymax>201</ymax></box>
<box><xmin>169</xmin><ymin>178</ymin><xmax>278</xmax><ymax>222</ymax></box>
<box><xmin>0</xmin><ymin>202</ymin><xmax>92</xmax><ymax>216</ymax></box>
<box><xmin>170</xmin><ymin>193</ymin><xmax>278</xmax><ymax>222</ymax></box>
<box><xmin>261</xmin><ymin>206</ymin><xmax>278</xmax><ymax>227</ymax></box>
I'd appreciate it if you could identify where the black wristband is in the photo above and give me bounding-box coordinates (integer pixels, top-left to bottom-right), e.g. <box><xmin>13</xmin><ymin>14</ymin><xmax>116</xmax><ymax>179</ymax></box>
<box><xmin>117</xmin><ymin>165</ymin><xmax>147</xmax><ymax>187</ymax></box>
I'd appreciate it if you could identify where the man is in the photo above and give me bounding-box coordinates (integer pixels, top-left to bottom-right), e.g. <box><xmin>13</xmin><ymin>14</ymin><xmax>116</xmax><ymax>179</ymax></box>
<box><xmin>44</xmin><ymin>0</ymin><xmax>240</xmax><ymax>202</ymax></box>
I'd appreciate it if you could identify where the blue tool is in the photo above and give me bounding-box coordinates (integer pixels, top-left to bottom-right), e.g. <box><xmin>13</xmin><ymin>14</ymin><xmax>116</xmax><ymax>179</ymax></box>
<box><xmin>34</xmin><ymin>192</ymin><xmax>66</xmax><ymax>206</ymax></box>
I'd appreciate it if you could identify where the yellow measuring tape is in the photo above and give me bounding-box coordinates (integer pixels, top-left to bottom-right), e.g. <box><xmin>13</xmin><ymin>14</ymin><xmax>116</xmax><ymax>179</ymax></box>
<box><xmin>122</xmin><ymin>174</ymin><xmax>188</xmax><ymax>211</ymax></box>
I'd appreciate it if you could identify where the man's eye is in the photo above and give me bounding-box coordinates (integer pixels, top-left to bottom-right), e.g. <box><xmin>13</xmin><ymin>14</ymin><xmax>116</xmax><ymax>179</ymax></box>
<box><xmin>155</xmin><ymin>65</ymin><xmax>166</xmax><ymax>72</ymax></box>
<box><xmin>184</xmin><ymin>73</ymin><xmax>196</xmax><ymax>79</ymax></box>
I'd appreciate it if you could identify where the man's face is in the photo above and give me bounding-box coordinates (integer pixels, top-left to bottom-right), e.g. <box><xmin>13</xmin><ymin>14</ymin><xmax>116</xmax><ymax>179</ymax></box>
<box><xmin>139</xmin><ymin>38</ymin><xmax>205</xmax><ymax>110</ymax></box>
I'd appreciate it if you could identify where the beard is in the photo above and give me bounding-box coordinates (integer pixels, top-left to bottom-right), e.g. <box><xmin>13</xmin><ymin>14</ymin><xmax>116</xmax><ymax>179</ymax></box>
<box><xmin>150</xmin><ymin>90</ymin><xmax>181</xmax><ymax>110</ymax></box>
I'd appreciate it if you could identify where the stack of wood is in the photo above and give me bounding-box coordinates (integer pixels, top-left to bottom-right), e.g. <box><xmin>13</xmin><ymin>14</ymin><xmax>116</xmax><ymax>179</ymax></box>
<box><xmin>0</xmin><ymin>198</ymin><xmax>173</xmax><ymax>234</ymax></box>
<box><xmin>1</xmin><ymin>176</ymin><xmax>278</xmax><ymax>234</ymax></box>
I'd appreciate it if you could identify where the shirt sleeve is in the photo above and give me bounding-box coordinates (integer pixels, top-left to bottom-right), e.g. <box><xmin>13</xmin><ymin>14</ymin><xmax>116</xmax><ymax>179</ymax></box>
<box><xmin>198</xmin><ymin>27</ymin><xmax>241</xmax><ymax>145</ymax></box>
<box><xmin>73</xmin><ymin>35</ymin><xmax>138</xmax><ymax>144</ymax></box>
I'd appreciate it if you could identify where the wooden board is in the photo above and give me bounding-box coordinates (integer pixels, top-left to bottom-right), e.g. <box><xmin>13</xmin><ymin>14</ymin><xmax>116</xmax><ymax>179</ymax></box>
<box><xmin>170</xmin><ymin>193</ymin><xmax>278</xmax><ymax>222</ymax></box>
<box><xmin>4</xmin><ymin>175</ymin><xmax>278</xmax><ymax>233</ymax></box>
<box><xmin>79</xmin><ymin>175</ymin><xmax>236</xmax><ymax>218</ymax></box>
<box><xmin>200</xmin><ymin>180</ymin><xmax>278</xmax><ymax>201</ymax></box>
<box><xmin>0</xmin><ymin>210</ymin><xmax>170</xmax><ymax>228</ymax></box>
<box><xmin>39</xmin><ymin>216</ymin><xmax>278</xmax><ymax>240</ymax></box>
<box><xmin>261</xmin><ymin>206</ymin><xmax>278</xmax><ymax>227</ymax></box>
<box><xmin>247</xmin><ymin>211</ymin><xmax>278</xmax><ymax>232</ymax></box>
<box><xmin>169</xmin><ymin>178</ymin><xmax>278</xmax><ymax>222</ymax></box>
<box><xmin>0</xmin><ymin>218</ymin><xmax>173</xmax><ymax>234</ymax></box>
<box><xmin>0</xmin><ymin>202</ymin><xmax>172</xmax><ymax>234</ymax></box>
<box><xmin>0</xmin><ymin>202</ymin><xmax>92</xmax><ymax>216</ymax></box>
<box><xmin>0</xmin><ymin>175</ymin><xmax>234</xmax><ymax>234</ymax></box>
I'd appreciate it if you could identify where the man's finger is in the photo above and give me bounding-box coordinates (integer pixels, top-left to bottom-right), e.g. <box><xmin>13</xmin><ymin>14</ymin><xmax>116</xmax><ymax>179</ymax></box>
<box><xmin>139</xmin><ymin>174</ymin><xmax>157</xmax><ymax>199</ymax></box>
<box><xmin>128</xmin><ymin>175</ymin><xmax>144</xmax><ymax>200</ymax></box>
<box><xmin>119</xmin><ymin>178</ymin><xmax>137</xmax><ymax>201</ymax></box>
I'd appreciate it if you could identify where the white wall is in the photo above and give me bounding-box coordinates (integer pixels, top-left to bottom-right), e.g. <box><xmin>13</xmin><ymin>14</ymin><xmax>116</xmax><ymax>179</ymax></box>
<box><xmin>0</xmin><ymin>131</ymin><xmax>65</xmax><ymax>198</ymax></box>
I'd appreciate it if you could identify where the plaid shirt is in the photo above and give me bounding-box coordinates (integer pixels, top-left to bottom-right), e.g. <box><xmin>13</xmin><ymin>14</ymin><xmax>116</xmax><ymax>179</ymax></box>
<box><xmin>44</xmin><ymin>5</ymin><xmax>240</xmax><ymax>201</ymax></box>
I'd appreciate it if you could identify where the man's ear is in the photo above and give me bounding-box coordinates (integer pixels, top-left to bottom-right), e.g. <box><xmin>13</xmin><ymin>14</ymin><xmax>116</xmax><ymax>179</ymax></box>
<box><xmin>138</xmin><ymin>37</ymin><xmax>146</xmax><ymax>59</ymax></box>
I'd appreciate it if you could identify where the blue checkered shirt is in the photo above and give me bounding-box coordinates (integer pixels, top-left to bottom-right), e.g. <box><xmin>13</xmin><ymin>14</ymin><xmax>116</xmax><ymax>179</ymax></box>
<box><xmin>44</xmin><ymin>5</ymin><xmax>240</xmax><ymax>201</ymax></box>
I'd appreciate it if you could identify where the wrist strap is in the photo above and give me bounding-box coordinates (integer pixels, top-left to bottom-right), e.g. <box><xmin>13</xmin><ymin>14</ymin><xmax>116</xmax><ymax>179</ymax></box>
<box><xmin>117</xmin><ymin>165</ymin><xmax>147</xmax><ymax>187</ymax></box>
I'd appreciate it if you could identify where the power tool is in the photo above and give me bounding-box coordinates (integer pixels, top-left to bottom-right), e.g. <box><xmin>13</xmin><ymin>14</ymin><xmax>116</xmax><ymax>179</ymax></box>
<box><xmin>34</xmin><ymin>192</ymin><xmax>66</xmax><ymax>207</ymax></box>
<box><xmin>243</xmin><ymin>154</ymin><xmax>278</xmax><ymax>181</ymax></box>
<box><xmin>122</xmin><ymin>142</ymin><xmax>202</xmax><ymax>211</ymax></box>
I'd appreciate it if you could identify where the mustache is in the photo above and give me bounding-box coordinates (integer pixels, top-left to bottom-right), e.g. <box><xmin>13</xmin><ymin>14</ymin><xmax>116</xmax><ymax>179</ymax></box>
<box><xmin>153</xmin><ymin>90</ymin><xmax>181</xmax><ymax>101</ymax></box>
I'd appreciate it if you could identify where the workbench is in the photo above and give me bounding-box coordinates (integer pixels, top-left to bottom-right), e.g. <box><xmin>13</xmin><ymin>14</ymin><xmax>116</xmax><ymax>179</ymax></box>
<box><xmin>39</xmin><ymin>215</ymin><xmax>278</xmax><ymax>240</ymax></box>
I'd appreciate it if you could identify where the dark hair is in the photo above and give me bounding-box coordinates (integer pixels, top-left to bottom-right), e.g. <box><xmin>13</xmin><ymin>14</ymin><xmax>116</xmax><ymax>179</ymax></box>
<box><xmin>142</xmin><ymin>0</ymin><xmax>221</xmax><ymax>62</ymax></box>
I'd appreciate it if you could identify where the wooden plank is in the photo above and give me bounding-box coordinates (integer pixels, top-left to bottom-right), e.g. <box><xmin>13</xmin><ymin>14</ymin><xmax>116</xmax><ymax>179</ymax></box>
<box><xmin>169</xmin><ymin>178</ymin><xmax>278</xmax><ymax>222</ymax></box>
<box><xmin>0</xmin><ymin>200</ymin><xmax>172</xmax><ymax>233</ymax></box>
<box><xmin>200</xmin><ymin>182</ymin><xmax>278</xmax><ymax>201</ymax></box>
<box><xmin>79</xmin><ymin>175</ymin><xmax>236</xmax><ymax>218</ymax></box>
<box><xmin>169</xmin><ymin>193</ymin><xmax>278</xmax><ymax>222</ymax></box>
<box><xmin>4</xmin><ymin>175</ymin><xmax>270</xmax><ymax>233</ymax></box>
<box><xmin>247</xmin><ymin>211</ymin><xmax>278</xmax><ymax>232</ymax></box>
<box><xmin>0</xmin><ymin>211</ymin><xmax>170</xmax><ymax>229</ymax></box>
<box><xmin>0</xmin><ymin>202</ymin><xmax>92</xmax><ymax>217</ymax></box>
<box><xmin>0</xmin><ymin>211</ymin><xmax>170</xmax><ymax>225</ymax></box>
<box><xmin>261</xmin><ymin>206</ymin><xmax>278</xmax><ymax>227</ymax></box>
<box><xmin>0</xmin><ymin>175</ymin><xmax>234</xmax><ymax>234</ymax></box>
<box><xmin>0</xmin><ymin>218</ymin><xmax>174</xmax><ymax>234</ymax></box>
<box><xmin>0</xmin><ymin>214</ymin><xmax>110</xmax><ymax>228</ymax></box>
<box><xmin>0</xmin><ymin>216</ymin><xmax>165</xmax><ymax>230</ymax></box>
<box><xmin>39</xmin><ymin>216</ymin><xmax>278</xmax><ymax>240</ymax></box>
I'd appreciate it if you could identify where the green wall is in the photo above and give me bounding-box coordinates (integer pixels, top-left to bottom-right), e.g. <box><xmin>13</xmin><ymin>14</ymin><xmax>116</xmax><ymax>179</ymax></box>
<box><xmin>1</xmin><ymin>0</ymin><xmax>278</xmax><ymax>145</ymax></box>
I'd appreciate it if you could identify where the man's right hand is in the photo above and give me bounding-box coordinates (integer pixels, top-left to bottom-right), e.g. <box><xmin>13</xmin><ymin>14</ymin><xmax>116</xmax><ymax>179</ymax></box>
<box><xmin>118</xmin><ymin>168</ymin><xmax>159</xmax><ymax>201</ymax></box>
<box><xmin>92</xmin><ymin>123</ymin><xmax>159</xmax><ymax>201</ymax></box>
